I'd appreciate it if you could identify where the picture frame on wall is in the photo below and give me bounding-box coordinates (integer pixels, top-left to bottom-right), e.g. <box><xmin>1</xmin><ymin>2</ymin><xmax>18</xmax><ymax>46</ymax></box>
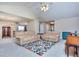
<box><xmin>17</xmin><ymin>25</ymin><xmax>27</xmax><ymax>32</ymax></box>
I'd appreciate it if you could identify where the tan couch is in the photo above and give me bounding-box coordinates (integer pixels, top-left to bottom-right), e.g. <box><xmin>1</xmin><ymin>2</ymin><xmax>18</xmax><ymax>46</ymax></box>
<box><xmin>15</xmin><ymin>31</ymin><xmax>40</xmax><ymax>45</ymax></box>
<box><xmin>41</xmin><ymin>32</ymin><xmax>60</xmax><ymax>42</ymax></box>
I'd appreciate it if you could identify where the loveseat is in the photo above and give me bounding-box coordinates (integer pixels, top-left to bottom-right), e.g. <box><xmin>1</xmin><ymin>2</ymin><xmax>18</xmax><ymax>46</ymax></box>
<box><xmin>15</xmin><ymin>31</ymin><xmax>40</xmax><ymax>45</ymax></box>
<box><xmin>41</xmin><ymin>32</ymin><xmax>60</xmax><ymax>42</ymax></box>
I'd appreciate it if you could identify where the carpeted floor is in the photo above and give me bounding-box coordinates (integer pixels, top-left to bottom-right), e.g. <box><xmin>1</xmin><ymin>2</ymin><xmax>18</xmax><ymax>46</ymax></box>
<box><xmin>22</xmin><ymin>40</ymin><xmax>55</xmax><ymax>56</ymax></box>
<box><xmin>0</xmin><ymin>39</ymin><xmax>67</xmax><ymax>57</ymax></box>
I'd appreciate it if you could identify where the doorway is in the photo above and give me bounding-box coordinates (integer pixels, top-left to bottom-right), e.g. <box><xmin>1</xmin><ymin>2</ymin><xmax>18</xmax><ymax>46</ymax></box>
<box><xmin>2</xmin><ymin>26</ymin><xmax>11</xmax><ymax>38</ymax></box>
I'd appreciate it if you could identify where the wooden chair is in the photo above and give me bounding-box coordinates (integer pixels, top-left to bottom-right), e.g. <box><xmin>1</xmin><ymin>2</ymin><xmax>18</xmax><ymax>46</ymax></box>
<box><xmin>65</xmin><ymin>36</ymin><xmax>79</xmax><ymax>57</ymax></box>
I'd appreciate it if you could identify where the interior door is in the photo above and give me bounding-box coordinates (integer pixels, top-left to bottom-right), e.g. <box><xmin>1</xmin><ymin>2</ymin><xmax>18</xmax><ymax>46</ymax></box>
<box><xmin>2</xmin><ymin>27</ymin><xmax>5</xmax><ymax>38</ymax></box>
<box><xmin>2</xmin><ymin>26</ymin><xmax>11</xmax><ymax>38</ymax></box>
<box><xmin>7</xmin><ymin>27</ymin><xmax>11</xmax><ymax>37</ymax></box>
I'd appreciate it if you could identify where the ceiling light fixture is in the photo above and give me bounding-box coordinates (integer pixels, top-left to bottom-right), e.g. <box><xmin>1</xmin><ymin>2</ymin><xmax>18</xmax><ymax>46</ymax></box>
<box><xmin>40</xmin><ymin>3</ymin><xmax>49</xmax><ymax>12</ymax></box>
<box><xmin>50</xmin><ymin>21</ymin><xmax>54</xmax><ymax>24</ymax></box>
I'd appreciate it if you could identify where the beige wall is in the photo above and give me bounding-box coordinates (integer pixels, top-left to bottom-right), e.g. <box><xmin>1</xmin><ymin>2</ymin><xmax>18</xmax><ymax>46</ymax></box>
<box><xmin>17</xmin><ymin>21</ymin><xmax>35</xmax><ymax>32</ymax></box>
<box><xmin>28</xmin><ymin>20</ymin><xmax>35</xmax><ymax>32</ymax></box>
<box><xmin>0</xmin><ymin>5</ymin><xmax>40</xmax><ymax>34</ymax></box>
<box><xmin>0</xmin><ymin>20</ymin><xmax>36</xmax><ymax>39</ymax></box>
<box><xmin>27</xmin><ymin>20</ymin><xmax>40</xmax><ymax>34</ymax></box>
<box><xmin>0</xmin><ymin>21</ymin><xmax>16</xmax><ymax>39</ymax></box>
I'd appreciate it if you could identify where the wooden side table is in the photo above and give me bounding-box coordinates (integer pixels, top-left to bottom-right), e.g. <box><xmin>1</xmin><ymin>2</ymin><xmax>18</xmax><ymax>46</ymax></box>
<box><xmin>65</xmin><ymin>43</ymin><xmax>79</xmax><ymax>57</ymax></box>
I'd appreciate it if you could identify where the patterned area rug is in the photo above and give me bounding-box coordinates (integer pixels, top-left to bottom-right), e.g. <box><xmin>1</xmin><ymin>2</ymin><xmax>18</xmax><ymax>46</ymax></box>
<box><xmin>22</xmin><ymin>40</ymin><xmax>55</xmax><ymax>56</ymax></box>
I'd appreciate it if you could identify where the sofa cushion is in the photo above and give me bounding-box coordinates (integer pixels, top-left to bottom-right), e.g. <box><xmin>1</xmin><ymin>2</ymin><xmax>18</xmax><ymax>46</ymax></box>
<box><xmin>15</xmin><ymin>31</ymin><xmax>40</xmax><ymax>45</ymax></box>
<box><xmin>41</xmin><ymin>32</ymin><xmax>59</xmax><ymax>42</ymax></box>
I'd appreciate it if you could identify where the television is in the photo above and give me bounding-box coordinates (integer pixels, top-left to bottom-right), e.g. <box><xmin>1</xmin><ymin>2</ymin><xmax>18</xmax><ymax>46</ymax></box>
<box><xmin>17</xmin><ymin>25</ymin><xmax>27</xmax><ymax>31</ymax></box>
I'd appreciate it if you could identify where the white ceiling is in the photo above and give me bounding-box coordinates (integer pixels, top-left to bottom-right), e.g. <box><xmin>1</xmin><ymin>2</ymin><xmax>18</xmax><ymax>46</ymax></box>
<box><xmin>0</xmin><ymin>2</ymin><xmax>79</xmax><ymax>21</ymax></box>
<box><xmin>31</xmin><ymin>2</ymin><xmax>79</xmax><ymax>21</ymax></box>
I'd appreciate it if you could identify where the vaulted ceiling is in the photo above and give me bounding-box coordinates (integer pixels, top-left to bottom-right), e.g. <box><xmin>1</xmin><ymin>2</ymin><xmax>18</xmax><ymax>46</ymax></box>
<box><xmin>0</xmin><ymin>2</ymin><xmax>79</xmax><ymax>21</ymax></box>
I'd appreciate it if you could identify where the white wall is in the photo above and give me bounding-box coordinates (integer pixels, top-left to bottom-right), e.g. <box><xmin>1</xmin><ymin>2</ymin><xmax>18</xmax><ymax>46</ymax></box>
<box><xmin>39</xmin><ymin>23</ymin><xmax>45</xmax><ymax>33</ymax></box>
<box><xmin>33</xmin><ymin>19</ymin><xmax>39</xmax><ymax>34</ymax></box>
<box><xmin>55</xmin><ymin>17</ymin><xmax>79</xmax><ymax>32</ymax></box>
<box><xmin>39</xmin><ymin>23</ymin><xmax>50</xmax><ymax>33</ymax></box>
<box><xmin>55</xmin><ymin>17</ymin><xmax>79</xmax><ymax>38</ymax></box>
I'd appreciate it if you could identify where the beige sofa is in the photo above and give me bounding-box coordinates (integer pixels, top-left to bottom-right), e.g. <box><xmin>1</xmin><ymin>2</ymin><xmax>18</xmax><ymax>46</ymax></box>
<box><xmin>41</xmin><ymin>32</ymin><xmax>60</xmax><ymax>42</ymax></box>
<box><xmin>15</xmin><ymin>31</ymin><xmax>40</xmax><ymax>45</ymax></box>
